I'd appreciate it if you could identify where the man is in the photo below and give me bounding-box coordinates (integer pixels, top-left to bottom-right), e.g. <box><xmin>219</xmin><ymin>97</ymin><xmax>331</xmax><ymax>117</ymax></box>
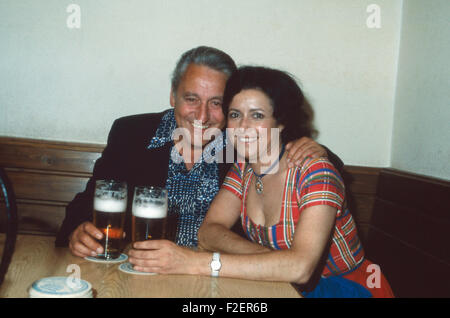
<box><xmin>55</xmin><ymin>46</ymin><xmax>342</xmax><ymax>258</ymax></box>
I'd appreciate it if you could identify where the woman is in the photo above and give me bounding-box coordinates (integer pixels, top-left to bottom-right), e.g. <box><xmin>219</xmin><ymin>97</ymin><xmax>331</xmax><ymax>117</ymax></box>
<box><xmin>128</xmin><ymin>66</ymin><xmax>394</xmax><ymax>298</ymax></box>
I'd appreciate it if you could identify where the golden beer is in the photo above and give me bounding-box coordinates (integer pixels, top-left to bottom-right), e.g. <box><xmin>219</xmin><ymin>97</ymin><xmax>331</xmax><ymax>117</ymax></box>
<box><xmin>93</xmin><ymin>180</ymin><xmax>127</xmax><ymax>259</ymax></box>
<box><xmin>131</xmin><ymin>186</ymin><xmax>168</xmax><ymax>242</ymax></box>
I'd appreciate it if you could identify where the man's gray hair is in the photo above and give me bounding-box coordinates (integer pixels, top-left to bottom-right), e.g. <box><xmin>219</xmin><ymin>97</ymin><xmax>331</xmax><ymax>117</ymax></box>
<box><xmin>171</xmin><ymin>46</ymin><xmax>237</xmax><ymax>93</ymax></box>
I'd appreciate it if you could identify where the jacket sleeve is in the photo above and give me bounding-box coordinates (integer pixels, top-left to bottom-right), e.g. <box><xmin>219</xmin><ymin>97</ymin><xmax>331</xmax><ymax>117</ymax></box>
<box><xmin>55</xmin><ymin>119</ymin><xmax>128</xmax><ymax>247</ymax></box>
<box><xmin>322</xmin><ymin>145</ymin><xmax>344</xmax><ymax>176</ymax></box>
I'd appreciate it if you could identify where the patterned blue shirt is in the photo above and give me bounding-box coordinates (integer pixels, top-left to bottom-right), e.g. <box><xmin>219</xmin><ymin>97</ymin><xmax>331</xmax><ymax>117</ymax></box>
<box><xmin>148</xmin><ymin>109</ymin><xmax>226</xmax><ymax>247</ymax></box>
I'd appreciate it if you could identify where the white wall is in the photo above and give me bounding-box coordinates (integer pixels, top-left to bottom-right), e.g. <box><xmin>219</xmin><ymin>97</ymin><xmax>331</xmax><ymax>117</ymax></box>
<box><xmin>1</xmin><ymin>1</ymin><xmax>402</xmax><ymax>168</ymax></box>
<box><xmin>391</xmin><ymin>0</ymin><xmax>450</xmax><ymax>181</ymax></box>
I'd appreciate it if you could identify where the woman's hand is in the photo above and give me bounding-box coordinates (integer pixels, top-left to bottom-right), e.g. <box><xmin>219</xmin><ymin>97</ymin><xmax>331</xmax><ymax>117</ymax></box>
<box><xmin>128</xmin><ymin>240</ymin><xmax>203</xmax><ymax>275</ymax></box>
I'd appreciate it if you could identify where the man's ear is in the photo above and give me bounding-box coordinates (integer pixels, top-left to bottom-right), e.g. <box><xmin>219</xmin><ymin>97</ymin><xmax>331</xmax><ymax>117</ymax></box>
<box><xmin>170</xmin><ymin>89</ymin><xmax>176</xmax><ymax>108</ymax></box>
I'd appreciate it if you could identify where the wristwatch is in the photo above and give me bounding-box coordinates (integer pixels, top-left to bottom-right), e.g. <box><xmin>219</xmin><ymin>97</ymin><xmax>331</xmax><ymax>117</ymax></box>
<box><xmin>210</xmin><ymin>252</ymin><xmax>221</xmax><ymax>277</ymax></box>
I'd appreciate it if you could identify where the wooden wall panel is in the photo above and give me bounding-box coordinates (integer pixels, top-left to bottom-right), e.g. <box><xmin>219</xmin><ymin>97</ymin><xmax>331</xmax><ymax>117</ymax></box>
<box><xmin>342</xmin><ymin>166</ymin><xmax>380</xmax><ymax>245</ymax></box>
<box><xmin>366</xmin><ymin>226</ymin><xmax>450</xmax><ymax>298</ymax></box>
<box><xmin>365</xmin><ymin>169</ymin><xmax>450</xmax><ymax>297</ymax></box>
<box><xmin>5</xmin><ymin>169</ymin><xmax>89</xmax><ymax>203</ymax></box>
<box><xmin>0</xmin><ymin>137</ymin><xmax>102</xmax><ymax>174</ymax></box>
<box><xmin>377</xmin><ymin>168</ymin><xmax>450</xmax><ymax>220</ymax></box>
<box><xmin>371</xmin><ymin>199</ymin><xmax>449</xmax><ymax>262</ymax></box>
<box><xmin>0</xmin><ymin>137</ymin><xmax>102</xmax><ymax>236</ymax></box>
<box><xmin>347</xmin><ymin>194</ymin><xmax>376</xmax><ymax>245</ymax></box>
<box><xmin>342</xmin><ymin>166</ymin><xmax>380</xmax><ymax>194</ymax></box>
<box><xmin>1</xmin><ymin>201</ymin><xmax>65</xmax><ymax>236</ymax></box>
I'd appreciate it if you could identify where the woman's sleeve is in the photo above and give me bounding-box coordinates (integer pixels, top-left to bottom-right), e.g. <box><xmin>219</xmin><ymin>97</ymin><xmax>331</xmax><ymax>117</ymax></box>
<box><xmin>296</xmin><ymin>158</ymin><xmax>346</xmax><ymax>212</ymax></box>
<box><xmin>221</xmin><ymin>163</ymin><xmax>245</xmax><ymax>200</ymax></box>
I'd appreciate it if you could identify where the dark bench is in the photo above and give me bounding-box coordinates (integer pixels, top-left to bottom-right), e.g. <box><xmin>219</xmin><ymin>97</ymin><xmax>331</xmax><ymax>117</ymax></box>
<box><xmin>363</xmin><ymin>169</ymin><xmax>450</xmax><ymax>297</ymax></box>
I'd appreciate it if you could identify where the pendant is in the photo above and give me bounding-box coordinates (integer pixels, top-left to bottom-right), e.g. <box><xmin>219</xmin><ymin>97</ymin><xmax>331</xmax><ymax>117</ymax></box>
<box><xmin>255</xmin><ymin>177</ymin><xmax>264</xmax><ymax>194</ymax></box>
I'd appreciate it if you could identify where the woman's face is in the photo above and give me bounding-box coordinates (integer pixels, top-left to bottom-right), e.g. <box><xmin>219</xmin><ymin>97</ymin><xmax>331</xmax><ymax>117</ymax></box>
<box><xmin>227</xmin><ymin>89</ymin><xmax>283</xmax><ymax>162</ymax></box>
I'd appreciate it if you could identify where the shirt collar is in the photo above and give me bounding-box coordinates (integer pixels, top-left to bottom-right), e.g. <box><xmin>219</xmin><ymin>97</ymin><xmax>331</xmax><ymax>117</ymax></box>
<box><xmin>148</xmin><ymin>108</ymin><xmax>227</xmax><ymax>164</ymax></box>
<box><xmin>147</xmin><ymin>109</ymin><xmax>177</xmax><ymax>149</ymax></box>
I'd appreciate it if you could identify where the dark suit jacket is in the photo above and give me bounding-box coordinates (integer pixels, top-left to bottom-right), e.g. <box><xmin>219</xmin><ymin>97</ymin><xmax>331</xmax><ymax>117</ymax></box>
<box><xmin>55</xmin><ymin>110</ymin><xmax>343</xmax><ymax>246</ymax></box>
<box><xmin>55</xmin><ymin>110</ymin><xmax>231</xmax><ymax>246</ymax></box>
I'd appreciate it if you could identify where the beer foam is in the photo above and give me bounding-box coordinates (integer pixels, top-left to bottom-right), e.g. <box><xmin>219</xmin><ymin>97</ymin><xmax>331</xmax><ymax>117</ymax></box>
<box><xmin>94</xmin><ymin>198</ymin><xmax>127</xmax><ymax>213</ymax></box>
<box><xmin>132</xmin><ymin>204</ymin><xmax>167</xmax><ymax>219</ymax></box>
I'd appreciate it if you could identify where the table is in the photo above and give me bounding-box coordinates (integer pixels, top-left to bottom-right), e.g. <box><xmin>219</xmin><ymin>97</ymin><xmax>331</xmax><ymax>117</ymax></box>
<box><xmin>0</xmin><ymin>234</ymin><xmax>301</xmax><ymax>298</ymax></box>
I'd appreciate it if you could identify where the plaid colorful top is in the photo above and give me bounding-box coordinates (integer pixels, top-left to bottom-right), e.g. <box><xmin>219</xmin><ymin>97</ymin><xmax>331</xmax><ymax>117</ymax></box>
<box><xmin>222</xmin><ymin>157</ymin><xmax>365</xmax><ymax>277</ymax></box>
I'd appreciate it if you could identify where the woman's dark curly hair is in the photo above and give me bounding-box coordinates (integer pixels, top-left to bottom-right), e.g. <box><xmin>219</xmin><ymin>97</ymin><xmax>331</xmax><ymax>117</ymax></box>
<box><xmin>222</xmin><ymin>66</ymin><xmax>318</xmax><ymax>143</ymax></box>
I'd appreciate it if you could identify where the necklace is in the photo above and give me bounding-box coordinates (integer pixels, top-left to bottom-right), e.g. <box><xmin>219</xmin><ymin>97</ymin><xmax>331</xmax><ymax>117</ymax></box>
<box><xmin>252</xmin><ymin>144</ymin><xmax>286</xmax><ymax>195</ymax></box>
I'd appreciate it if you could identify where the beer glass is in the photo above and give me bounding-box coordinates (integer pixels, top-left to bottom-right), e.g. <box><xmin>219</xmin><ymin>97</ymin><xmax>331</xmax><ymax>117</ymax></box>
<box><xmin>93</xmin><ymin>180</ymin><xmax>127</xmax><ymax>259</ymax></box>
<box><xmin>132</xmin><ymin>186</ymin><xmax>168</xmax><ymax>242</ymax></box>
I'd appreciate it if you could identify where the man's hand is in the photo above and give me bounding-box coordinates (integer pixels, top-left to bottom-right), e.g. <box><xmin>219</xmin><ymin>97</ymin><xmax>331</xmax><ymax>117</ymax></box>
<box><xmin>68</xmin><ymin>221</ymin><xmax>104</xmax><ymax>258</ymax></box>
<box><xmin>285</xmin><ymin>137</ymin><xmax>327</xmax><ymax>168</ymax></box>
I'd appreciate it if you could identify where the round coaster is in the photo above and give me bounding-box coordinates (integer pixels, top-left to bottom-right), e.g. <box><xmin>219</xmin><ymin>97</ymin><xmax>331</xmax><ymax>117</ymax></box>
<box><xmin>84</xmin><ymin>253</ymin><xmax>128</xmax><ymax>264</ymax></box>
<box><xmin>118</xmin><ymin>262</ymin><xmax>158</xmax><ymax>276</ymax></box>
<box><xmin>29</xmin><ymin>276</ymin><xmax>92</xmax><ymax>298</ymax></box>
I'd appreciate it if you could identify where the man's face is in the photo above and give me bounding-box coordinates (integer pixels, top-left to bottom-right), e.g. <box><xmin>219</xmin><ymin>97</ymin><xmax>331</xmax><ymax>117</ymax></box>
<box><xmin>170</xmin><ymin>64</ymin><xmax>228</xmax><ymax>148</ymax></box>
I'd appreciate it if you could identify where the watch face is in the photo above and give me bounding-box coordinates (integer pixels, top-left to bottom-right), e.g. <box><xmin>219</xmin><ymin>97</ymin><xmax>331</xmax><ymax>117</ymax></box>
<box><xmin>211</xmin><ymin>260</ymin><xmax>221</xmax><ymax>271</ymax></box>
